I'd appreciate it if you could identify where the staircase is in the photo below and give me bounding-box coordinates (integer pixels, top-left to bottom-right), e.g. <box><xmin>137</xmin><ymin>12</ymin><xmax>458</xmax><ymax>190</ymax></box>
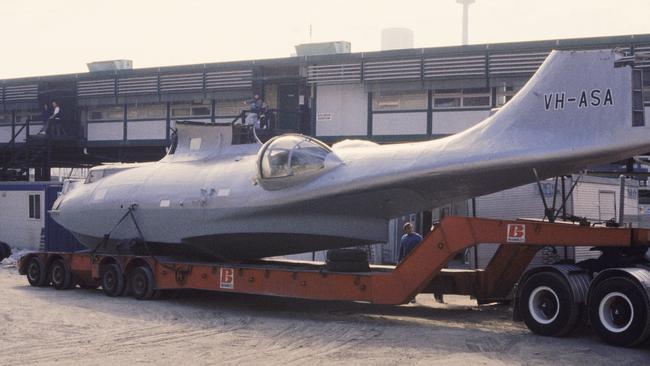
<box><xmin>0</xmin><ymin>120</ymin><xmax>51</xmax><ymax>181</ymax></box>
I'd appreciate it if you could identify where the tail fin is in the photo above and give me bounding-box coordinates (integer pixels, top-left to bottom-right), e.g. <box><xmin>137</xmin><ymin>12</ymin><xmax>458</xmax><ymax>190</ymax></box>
<box><xmin>474</xmin><ymin>49</ymin><xmax>649</xmax><ymax>164</ymax></box>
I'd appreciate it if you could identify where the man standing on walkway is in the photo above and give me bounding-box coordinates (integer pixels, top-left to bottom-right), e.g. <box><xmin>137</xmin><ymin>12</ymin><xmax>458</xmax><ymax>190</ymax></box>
<box><xmin>49</xmin><ymin>101</ymin><xmax>63</xmax><ymax>136</ymax></box>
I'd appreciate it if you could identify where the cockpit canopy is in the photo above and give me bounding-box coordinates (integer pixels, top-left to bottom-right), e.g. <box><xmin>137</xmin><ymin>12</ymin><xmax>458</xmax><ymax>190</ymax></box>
<box><xmin>257</xmin><ymin>134</ymin><xmax>338</xmax><ymax>189</ymax></box>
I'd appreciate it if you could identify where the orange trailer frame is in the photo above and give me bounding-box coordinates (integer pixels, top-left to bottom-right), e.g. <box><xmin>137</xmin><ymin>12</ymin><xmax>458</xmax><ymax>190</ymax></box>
<box><xmin>18</xmin><ymin>216</ymin><xmax>650</xmax><ymax>304</ymax></box>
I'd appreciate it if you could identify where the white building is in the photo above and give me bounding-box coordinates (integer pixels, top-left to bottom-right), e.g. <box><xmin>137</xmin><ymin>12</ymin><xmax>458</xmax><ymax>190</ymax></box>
<box><xmin>0</xmin><ymin>182</ymin><xmax>48</xmax><ymax>250</ymax></box>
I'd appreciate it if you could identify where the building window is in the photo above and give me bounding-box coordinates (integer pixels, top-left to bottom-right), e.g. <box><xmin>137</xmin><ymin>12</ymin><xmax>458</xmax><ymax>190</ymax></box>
<box><xmin>127</xmin><ymin>103</ymin><xmax>166</xmax><ymax>120</ymax></box>
<box><xmin>28</xmin><ymin>194</ymin><xmax>41</xmax><ymax>220</ymax></box>
<box><xmin>463</xmin><ymin>87</ymin><xmax>491</xmax><ymax>107</ymax></box>
<box><xmin>0</xmin><ymin>112</ymin><xmax>12</xmax><ymax>125</ymax></box>
<box><xmin>171</xmin><ymin>101</ymin><xmax>211</xmax><ymax>118</ymax></box>
<box><xmin>433</xmin><ymin>91</ymin><xmax>461</xmax><ymax>108</ymax></box>
<box><xmin>215</xmin><ymin>100</ymin><xmax>245</xmax><ymax>117</ymax></box>
<box><xmin>87</xmin><ymin>106</ymin><xmax>124</xmax><ymax>121</ymax></box>
<box><xmin>15</xmin><ymin>109</ymin><xmax>42</xmax><ymax>124</ymax></box>
<box><xmin>372</xmin><ymin>90</ymin><xmax>428</xmax><ymax>111</ymax></box>
<box><xmin>643</xmin><ymin>70</ymin><xmax>650</xmax><ymax>104</ymax></box>
<box><xmin>495</xmin><ymin>85</ymin><xmax>520</xmax><ymax>106</ymax></box>
<box><xmin>434</xmin><ymin>88</ymin><xmax>491</xmax><ymax>109</ymax></box>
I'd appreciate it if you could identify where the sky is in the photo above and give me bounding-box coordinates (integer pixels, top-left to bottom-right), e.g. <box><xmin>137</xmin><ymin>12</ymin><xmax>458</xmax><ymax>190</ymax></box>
<box><xmin>1</xmin><ymin>0</ymin><xmax>649</xmax><ymax>79</ymax></box>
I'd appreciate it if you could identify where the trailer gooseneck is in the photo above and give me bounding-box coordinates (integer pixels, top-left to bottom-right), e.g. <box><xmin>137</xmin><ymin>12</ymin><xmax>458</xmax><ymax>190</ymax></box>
<box><xmin>18</xmin><ymin>216</ymin><xmax>650</xmax><ymax>347</ymax></box>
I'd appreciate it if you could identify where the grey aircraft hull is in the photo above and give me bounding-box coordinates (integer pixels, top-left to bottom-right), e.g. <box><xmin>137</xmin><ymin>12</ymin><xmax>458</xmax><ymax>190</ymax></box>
<box><xmin>52</xmin><ymin>49</ymin><xmax>650</xmax><ymax>260</ymax></box>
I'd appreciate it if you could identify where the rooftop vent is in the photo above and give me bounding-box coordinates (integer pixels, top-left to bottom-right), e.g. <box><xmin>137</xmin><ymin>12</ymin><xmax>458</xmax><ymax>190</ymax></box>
<box><xmin>87</xmin><ymin>60</ymin><xmax>133</xmax><ymax>72</ymax></box>
<box><xmin>294</xmin><ymin>41</ymin><xmax>351</xmax><ymax>57</ymax></box>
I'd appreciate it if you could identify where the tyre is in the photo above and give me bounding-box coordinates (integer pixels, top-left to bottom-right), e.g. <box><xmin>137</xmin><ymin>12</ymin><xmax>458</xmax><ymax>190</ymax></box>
<box><xmin>101</xmin><ymin>263</ymin><xmax>125</xmax><ymax>297</ymax></box>
<box><xmin>50</xmin><ymin>259</ymin><xmax>74</xmax><ymax>290</ymax></box>
<box><xmin>0</xmin><ymin>242</ymin><xmax>10</xmax><ymax>261</ymax></box>
<box><xmin>325</xmin><ymin>260</ymin><xmax>370</xmax><ymax>273</ymax></box>
<box><xmin>26</xmin><ymin>257</ymin><xmax>49</xmax><ymax>287</ymax></box>
<box><xmin>588</xmin><ymin>277</ymin><xmax>650</xmax><ymax>347</ymax></box>
<box><xmin>129</xmin><ymin>266</ymin><xmax>156</xmax><ymax>300</ymax></box>
<box><xmin>326</xmin><ymin>249</ymin><xmax>367</xmax><ymax>262</ymax></box>
<box><xmin>518</xmin><ymin>271</ymin><xmax>582</xmax><ymax>337</ymax></box>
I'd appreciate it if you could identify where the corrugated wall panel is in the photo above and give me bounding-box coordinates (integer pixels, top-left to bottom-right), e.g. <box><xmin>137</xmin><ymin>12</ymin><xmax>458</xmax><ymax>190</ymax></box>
<box><xmin>117</xmin><ymin>76</ymin><xmax>158</xmax><ymax>95</ymax></box>
<box><xmin>488</xmin><ymin>51</ymin><xmax>549</xmax><ymax>75</ymax></box>
<box><xmin>424</xmin><ymin>54</ymin><xmax>485</xmax><ymax>78</ymax></box>
<box><xmin>632</xmin><ymin>44</ymin><xmax>650</xmax><ymax>68</ymax></box>
<box><xmin>205</xmin><ymin>69</ymin><xmax>253</xmax><ymax>90</ymax></box>
<box><xmin>363</xmin><ymin>59</ymin><xmax>421</xmax><ymax>81</ymax></box>
<box><xmin>160</xmin><ymin>73</ymin><xmax>204</xmax><ymax>92</ymax></box>
<box><xmin>3</xmin><ymin>84</ymin><xmax>38</xmax><ymax>102</ymax></box>
<box><xmin>77</xmin><ymin>79</ymin><xmax>116</xmax><ymax>97</ymax></box>
<box><xmin>307</xmin><ymin>63</ymin><xmax>361</xmax><ymax>84</ymax></box>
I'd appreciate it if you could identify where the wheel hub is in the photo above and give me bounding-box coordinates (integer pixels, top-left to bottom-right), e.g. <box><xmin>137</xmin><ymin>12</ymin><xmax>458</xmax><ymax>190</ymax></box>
<box><xmin>599</xmin><ymin>292</ymin><xmax>634</xmax><ymax>333</ymax></box>
<box><xmin>529</xmin><ymin>286</ymin><xmax>560</xmax><ymax>325</ymax></box>
<box><xmin>52</xmin><ymin>266</ymin><xmax>63</xmax><ymax>283</ymax></box>
<box><xmin>28</xmin><ymin>264</ymin><xmax>39</xmax><ymax>280</ymax></box>
<box><xmin>105</xmin><ymin>273</ymin><xmax>115</xmax><ymax>289</ymax></box>
<box><xmin>133</xmin><ymin>273</ymin><xmax>145</xmax><ymax>294</ymax></box>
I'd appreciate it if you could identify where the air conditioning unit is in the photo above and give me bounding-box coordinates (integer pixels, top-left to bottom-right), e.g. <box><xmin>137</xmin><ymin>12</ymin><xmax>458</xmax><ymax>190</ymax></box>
<box><xmin>87</xmin><ymin>60</ymin><xmax>133</xmax><ymax>72</ymax></box>
<box><xmin>294</xmin><ymin>41</ymin><xmax>351</xmax><ymax>57</ymax></box>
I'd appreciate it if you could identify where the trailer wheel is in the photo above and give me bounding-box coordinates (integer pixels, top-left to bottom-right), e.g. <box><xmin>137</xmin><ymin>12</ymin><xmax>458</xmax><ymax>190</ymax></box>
<box><xmin>129</xmin><ymin>266</ymin><xmax>156</xmax><ymax>300</ymax></box>
<box><xmin>50</xmin><ymin>259</ymin><xmax>74</xmax><ymax>290</ymax></box>
<box><xmin>26</xmin><ymin>257</ymin><xmax>48</xmax><ymax>287</ymax></box>
<box><xmin>518</xmin><ymin>271</ymin><xmax>581</xmax><ymax>337</ymax></box>
<box><xmin>588</xmin><ymin>277</ymin><xmax>650</xmax><ymax>347</ymax></box>
<box><xmin>0</xmin><ymin>242</ymin><xmax>10</xmax><ymax>261</ymax></box>
<box><xmin>102</xmin><ymin>263</ymin><xmax>125</xmax><ymax>297</ymax></box>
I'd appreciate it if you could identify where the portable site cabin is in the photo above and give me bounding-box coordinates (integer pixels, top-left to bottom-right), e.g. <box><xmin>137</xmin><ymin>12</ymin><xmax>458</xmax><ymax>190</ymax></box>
<box><xmin>0</xmin><ymin>182</ymin><xmax>81</xmax><ymax>252</ymax></box>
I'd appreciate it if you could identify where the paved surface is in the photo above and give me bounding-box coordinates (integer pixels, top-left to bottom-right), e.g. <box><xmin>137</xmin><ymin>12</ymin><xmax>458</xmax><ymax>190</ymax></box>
<box><xmin>1</xmin><ymin>266</ymin><xmax>649</xmax><ymax>365</ymax></box>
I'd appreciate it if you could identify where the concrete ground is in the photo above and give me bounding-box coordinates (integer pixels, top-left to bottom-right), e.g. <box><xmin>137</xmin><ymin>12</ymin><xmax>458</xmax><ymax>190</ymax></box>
<box><xmin>1</xmin><ymin>265</ymin><xmax>649</xmax><ymax>366</ymax></box>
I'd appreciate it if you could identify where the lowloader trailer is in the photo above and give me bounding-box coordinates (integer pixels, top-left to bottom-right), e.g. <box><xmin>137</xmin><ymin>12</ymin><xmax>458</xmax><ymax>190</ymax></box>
<box><xmin>18</xmin><ymin>216</ymin><xmax>650</xmax><ymax>347</ymax></box>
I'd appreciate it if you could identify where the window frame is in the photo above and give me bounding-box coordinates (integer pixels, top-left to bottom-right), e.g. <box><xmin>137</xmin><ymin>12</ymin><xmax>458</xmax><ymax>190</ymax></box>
<box><xmin>126</xmin><ymin>103</ymin><xmax>167</xmax><ymax>120</ymax></box>
<box><xmin>433</xmin><ymin>88</ymin><xmax>492</xmax><ymax>110</ymax></box>
<box><xmin>372</xmin><ymin>89</ymin><xmax>428</xmax><ymax>112</ymax></box>
<box><xmin>171</xmin><ymin>101</ymin><xmax>212</xmax><ymax>118</ymax></box>
<box><xmin>87</xmin><ymin>106</ymin><xmax>125</xmax><ymax>122</ymax></box>
<box><xmin>15</xmin><ymin>109</ymin><xmax>42</xmax><ymax>124</ymax></box>
<box><xmin>0</xmin><ymin>112</ymin><xmax>13</xmax><ymax>125</ymax></box>
<box><xmin>28</xmin><ymin>193</ymin><xmax>41</xmax><ymax>220</ymax></box>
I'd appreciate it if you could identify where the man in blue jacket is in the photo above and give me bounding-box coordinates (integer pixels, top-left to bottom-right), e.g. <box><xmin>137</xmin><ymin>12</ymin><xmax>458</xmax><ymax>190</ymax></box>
<box><xmin>398</xmin><ymin>222</ymin><xmax>422</xmax><ymax>262</ymax></box>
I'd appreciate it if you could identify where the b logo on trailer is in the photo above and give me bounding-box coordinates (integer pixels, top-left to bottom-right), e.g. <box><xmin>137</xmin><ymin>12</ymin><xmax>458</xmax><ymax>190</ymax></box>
<box><xmin>507</xmin><ymin>224</ymin><xmax>526</xmax><ymax>243</ymax></box>
<box><xmin>220</xmin><ymin>267</ymin><xmax>235</xmax><ymax>289</ymax></box>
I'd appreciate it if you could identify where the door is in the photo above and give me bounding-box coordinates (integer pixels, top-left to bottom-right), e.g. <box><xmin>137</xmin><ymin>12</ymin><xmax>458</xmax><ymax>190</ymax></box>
<box><xmin>39</xmin><ymin>80</ymin><xmax>77</xmax><ymax>138</ymax></box>
<box><xmin>598</xmin><ymin>190</ymin><xmax>617</xmax><ymax>221</ymax></box>
<box><xmin>277</xmin><ymin>84</ymin><xmax>300</xmax><ymax>131</ymax></box>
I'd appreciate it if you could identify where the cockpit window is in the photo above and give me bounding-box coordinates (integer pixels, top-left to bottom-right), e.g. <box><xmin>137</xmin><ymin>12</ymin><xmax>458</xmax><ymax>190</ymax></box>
<box><xmin>84</xmin><ymin>168</ymin><xmax>120</xmax><ymax>184</ymax></box>
<box><xmin>85</xmin><ymin>169</ymin><xmax>104</xmax><ymax>184</ymax></box>
<box><xmin>259</xmin><ymin>135</ymin><xmax>333</xmax><ymax>180</ymax></box>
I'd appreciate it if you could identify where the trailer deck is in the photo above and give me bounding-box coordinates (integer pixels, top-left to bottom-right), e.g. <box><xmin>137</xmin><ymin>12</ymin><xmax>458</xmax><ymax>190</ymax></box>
<box><xmin>18</xmin><ymin>216</ymin><xmax>650</xmax><ymax>347</ymax></box>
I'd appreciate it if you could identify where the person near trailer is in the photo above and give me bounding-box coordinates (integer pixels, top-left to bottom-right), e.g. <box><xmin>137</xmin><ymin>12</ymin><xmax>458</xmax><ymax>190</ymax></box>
<box><xmin>37</xmin><ymin>103</ymin><xmax>51</xmax><ymax>135</ymax></box>
<box><xmin>398</xmin><ymin>222</ymin><xmax>423</xmax><ymax>262</ymax></box>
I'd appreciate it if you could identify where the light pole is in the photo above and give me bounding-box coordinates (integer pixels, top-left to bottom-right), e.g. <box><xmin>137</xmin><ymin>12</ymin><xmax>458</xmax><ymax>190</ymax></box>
<box><xmin>456</xmin><ymin>0</ymin><xmax>476</xmax><ymax>45</ymax></box>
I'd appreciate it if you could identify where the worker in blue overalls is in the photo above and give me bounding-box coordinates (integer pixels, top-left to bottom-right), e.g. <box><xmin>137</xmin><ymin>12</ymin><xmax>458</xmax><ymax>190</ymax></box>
<box><xmin>398</xmin><ymin>222</ymin><xmax>422</xmax><ymax>262</ymax></box>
